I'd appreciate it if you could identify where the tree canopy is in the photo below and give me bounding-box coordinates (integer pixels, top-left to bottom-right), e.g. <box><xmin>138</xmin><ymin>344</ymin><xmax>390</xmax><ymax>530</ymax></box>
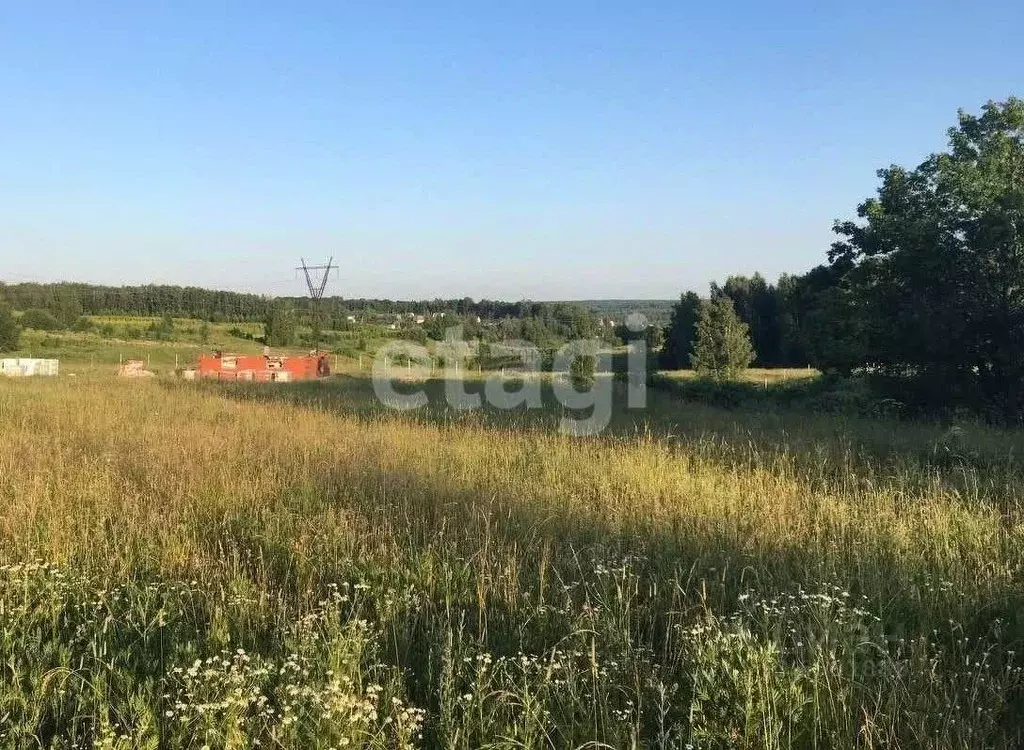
<box><xmin>828</xmin><ymin>97</ymin><xmax>1024</xmax><ymax>413</ymax></box>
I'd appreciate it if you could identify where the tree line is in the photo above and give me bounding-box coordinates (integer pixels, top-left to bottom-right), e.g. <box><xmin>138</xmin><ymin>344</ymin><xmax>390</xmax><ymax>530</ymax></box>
<box><xmin>0</xmin><ymin>282</ymin><xmax>571</xmax><ymax>327</ymax></box>
<box><xmin>660</xmin><ymin>271</ymin><xmax>822</xmax><ymax>371</ymax></box>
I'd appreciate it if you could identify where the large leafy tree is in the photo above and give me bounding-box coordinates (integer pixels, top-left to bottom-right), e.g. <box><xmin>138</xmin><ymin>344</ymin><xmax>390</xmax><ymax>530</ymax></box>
<box><xmin>830</xmin><ymin>98</ymin><xmax>1024</xmax><ymax>412</ymax></box>
<box><xmin>691</xmin><ymin>297</ymin><xmax>755</xmax><ymax>380</ymax></box>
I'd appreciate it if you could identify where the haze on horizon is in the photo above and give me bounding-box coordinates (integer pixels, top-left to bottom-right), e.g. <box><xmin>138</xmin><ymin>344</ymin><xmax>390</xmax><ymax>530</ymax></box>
<box><xmin>1</xmin><ymin>2</ymin><xmax>1021</xmax><ymax>301</ymax></box>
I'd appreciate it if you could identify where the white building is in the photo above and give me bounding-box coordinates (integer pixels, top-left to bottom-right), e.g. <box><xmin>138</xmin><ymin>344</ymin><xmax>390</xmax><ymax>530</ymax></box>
<box><xmin>0</xmin><ymin>358</ymin><xmax>60</xmax><ymax>377</ymax></box>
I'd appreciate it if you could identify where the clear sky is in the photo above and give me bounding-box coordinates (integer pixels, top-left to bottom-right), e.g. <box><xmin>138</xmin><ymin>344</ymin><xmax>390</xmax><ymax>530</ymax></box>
<box><xmin>1</xmin><ymin>2</ymin><xmax>1021</xmax><ymax>300</ymax></box>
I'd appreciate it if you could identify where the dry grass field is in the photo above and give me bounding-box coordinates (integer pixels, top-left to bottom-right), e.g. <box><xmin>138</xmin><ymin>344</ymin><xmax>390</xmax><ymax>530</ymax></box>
<box><xmin>1</xmin><ymin>372</ymin><xmax>1023</xmax><ymax>748</ymax></box>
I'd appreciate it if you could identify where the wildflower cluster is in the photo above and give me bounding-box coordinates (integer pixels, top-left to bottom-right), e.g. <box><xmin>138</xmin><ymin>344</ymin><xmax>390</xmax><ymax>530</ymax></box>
<box><xmin>165</xmin><ymin>584</ymin><xmax>426</xmax><ymax>748</ymax></box>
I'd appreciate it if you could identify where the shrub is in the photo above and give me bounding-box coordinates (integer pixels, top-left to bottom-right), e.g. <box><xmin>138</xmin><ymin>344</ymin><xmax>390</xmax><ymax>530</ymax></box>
<box><xmin>228</xmin><ymin>326</ymin><xmax>254</xmax><ymax>341</ymax></box>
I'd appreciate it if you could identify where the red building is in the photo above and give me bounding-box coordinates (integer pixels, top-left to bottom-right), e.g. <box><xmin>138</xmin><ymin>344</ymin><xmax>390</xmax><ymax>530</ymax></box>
<box><xmin>192</xmin><ymin>351</ymin><xmax>330</xmax><ymax>382</ymax></box>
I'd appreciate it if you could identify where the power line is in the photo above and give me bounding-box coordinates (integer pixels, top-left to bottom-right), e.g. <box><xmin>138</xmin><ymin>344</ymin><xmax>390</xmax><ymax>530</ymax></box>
<box><xmin>294</xmin><ymin>257</ymin><xmax>338</xmax><ymax>352</ymax></box>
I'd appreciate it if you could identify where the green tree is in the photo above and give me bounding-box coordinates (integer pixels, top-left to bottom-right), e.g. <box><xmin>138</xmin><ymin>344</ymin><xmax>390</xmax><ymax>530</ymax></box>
<box><xmin>660</xmin><ymin>292</ymin><xmax>702</xmax><ymax>369</ymax></box>
<box><xmin>712</xmin><ymin>274</ymin><xmax>782</xmax><ymax>366</ymax></box>
<box><xmin>264</xmin><ymin>304</ymin><xmax>297</xmax><ymax>347</ymax></box>
<box><xmin>0</xmin><ymin>303</ymin><xmax>20</xmax><ymax>351</ymax></box>
<box><xmin>829</xmin><ymin>97</ymin><xmax>1024</xmax><ymax>413</ymax></box>
<box><xmin>51</xmin><ymin>285</ymin><xmax>83</xmax><ymax>328</ymax></box>
<box><xmin>791</xmin><ymin>263</ymin><xmax>866</xmax><ymax>374</ymax></box>
<box><xmin>691</xmin><ymin>297</ymin><xmax>755</xmax><ymax>380</ymax></box>
<box><xmin>775</xmin><ymin>272</ymin><xmax>810</xmax><ymax>366</ymax></box>
<box><xmin>424</xmin><ymin>315</ymin><xmax>448</xmax><ymax>341</ymax></box>
<box><xmin>20</xmin><ymin>308</ymin><xmax>60</xmax><ymax>331</ymax></box>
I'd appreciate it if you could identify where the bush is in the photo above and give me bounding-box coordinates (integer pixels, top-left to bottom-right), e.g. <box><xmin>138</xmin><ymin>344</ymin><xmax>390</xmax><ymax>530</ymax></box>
<box><xmin>401</xmin><ymin>328</ymin><xmax>428</xmax><ymax>346</ymax></box>
<box><xmin>71</xmin><ymin>316</ymin><xmax>94</xmax><ymax>333</ymax></box>
<box><xmin>228</xmin><ymin>327</ymin><xmax>255</xmax><ymax>341</ymax></box>
<box><xmin>650</xmin><ymin>372</ymin><xmax>913</xmax><ymax>419</ymax></box>
<box><xmin>677</xmin><ymin>377</ymin><xmax>758</xmax><ymax>409</ymax></box>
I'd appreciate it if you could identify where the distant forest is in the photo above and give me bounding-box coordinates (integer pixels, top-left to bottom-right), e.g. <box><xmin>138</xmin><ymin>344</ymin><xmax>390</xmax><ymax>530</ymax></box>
<box><xmin>0</xmin><ymin>283</ymin><xmax>677</xmax><ymax>328</ymax></box>
<box><xmin>0</xmin><ymin>282</ymin><xmax>540</xmax><ymax>324</ymax></box>
<box><xmin>0</xmin><ymin>281</ymin><xmax>605</xmax><ymax>349</ymax></box>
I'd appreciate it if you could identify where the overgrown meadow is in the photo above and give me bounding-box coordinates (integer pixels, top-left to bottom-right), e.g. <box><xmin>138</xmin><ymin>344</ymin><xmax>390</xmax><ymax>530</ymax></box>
<box><xmin>1</xmin><ymin>372</ymin><xmax>1024</xmax><ymax>748</ymax></box>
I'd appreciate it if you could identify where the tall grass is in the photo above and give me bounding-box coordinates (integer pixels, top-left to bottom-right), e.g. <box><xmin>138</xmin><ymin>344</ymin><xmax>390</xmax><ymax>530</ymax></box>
<box><xmin>0</xmin><ymin>376</ymin><xmax>1022</xmax><ymax>747</ymax></box>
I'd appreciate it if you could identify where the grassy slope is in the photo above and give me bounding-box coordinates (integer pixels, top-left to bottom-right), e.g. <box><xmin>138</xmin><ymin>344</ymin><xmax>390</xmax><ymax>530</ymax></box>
<box><xmin>1</xmin><ymin>351</ymin><xmax>1023</xmax><ymax>746</ymax></box>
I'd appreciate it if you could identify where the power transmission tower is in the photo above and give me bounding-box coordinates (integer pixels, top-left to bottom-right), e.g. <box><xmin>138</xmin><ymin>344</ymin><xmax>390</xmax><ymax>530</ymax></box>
<box><xmin>295</xmin><ymin>257</ymin><xmax>337</xmax><ymax>353</ymax></box>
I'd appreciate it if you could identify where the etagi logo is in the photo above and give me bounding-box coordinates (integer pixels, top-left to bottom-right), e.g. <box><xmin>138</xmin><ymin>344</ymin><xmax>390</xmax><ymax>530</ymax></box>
<box><xmin>371</xmin><ymin>315</ymin><xmax>650</xmax><ymax>436</ymax></box>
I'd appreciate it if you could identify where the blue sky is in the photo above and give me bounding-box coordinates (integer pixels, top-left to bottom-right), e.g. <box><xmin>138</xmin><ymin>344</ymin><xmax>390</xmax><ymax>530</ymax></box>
<box><xmin>1</xmin><ymin>2</ymin><xmax>1021</xmax><ymax>300</ymax></box>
